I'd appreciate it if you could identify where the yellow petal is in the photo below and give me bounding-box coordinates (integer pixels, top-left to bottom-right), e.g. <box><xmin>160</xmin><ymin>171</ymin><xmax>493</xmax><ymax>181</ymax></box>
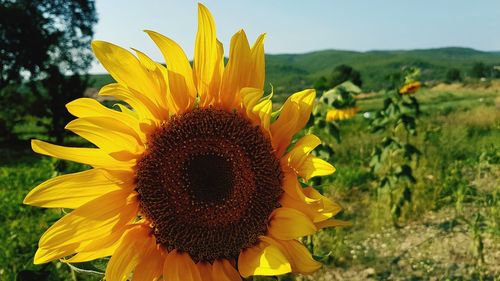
<box><xmin>281</xmin><ymin>172</ymin><xmax>318</xmax><ymax>204</ymax></box>
<box><xmin>212</xmin><ymin>259</ymin><xmax>241</xmax><ymax>281</ymax></box>
<box><xmin>37</xmin><ymin>190</ymin><xmax>138</xmax><ymax>254</ymax></box>
<box><xmin>302</xmin><ymin>186</ymin><xmax>342</xmax><ymax>217</ymax></box>
<box><xmin>115</xmin><ymin>104</ymin><xmax>138</xmax><ymax>118</ymax></box>
<box><xmin>196</xmin><ymin>262</ymin><xmax>214</xmax><ymax>281</ymax></box>
<box><xmin>132</xmin><ymin>48</ymin><xmax>170</xmax><ymax>117</ymax></box>
<box><xmin>280</xmin><ymin>188</ymin><xmax>342</xmax><ymax>223</ymax></box>
<box><xmin>31</xmin><ymin>140</ymin><xmax>135</xmax><ymax>170</ymax></box>
<box><xmin>270</xmin><ymin>89</ymin><xmax>316</xmax><ymax>156</ymax></box>
<box><xmin>105</xmin><ymin>225</ymin><xmax>152</xmax><ymax>281</ymax></box>
<box><xmin>253</xmin><ymin>99</ymin><xmax>273</xmax><ymax>134</ymax></box>
<box><xmin>264</xmin><ymin>237</ymin><xmax>322</xmax><ymax>274</ymax></box>
<box><xmin>133</xmin><ymin>48</ymin><xmax>159</xmax><ymax>71</ymax></box>
<box><xmin>64</xmin><ymin>224</ymin><xmax>132</xmax><ymax>263</ymax></box>
<box><xmin>68</xmin><ymin>115</ymin><xmax>144</xmax><ymax>146</ymax></box>
<box><xmin>34</xmin><ymin>245</ymin><xmax>82</xmax><ymax>265</ymax></box>
<box><xmin>207</xmin><ymin>39</ymin><xmax>225</xmax><ymax>106</ymax></box>
<box><xmin>249</xmin><ymin>33</ymin><xmax>266</xmax><ymax>90</ymax></box>
<box><xmin>145</xmin><ymin>30</ymin><xmax>196</xmax><ymax>113</ymax></box>
<box><xmin>220</xmin><ymin>30</ymin><xmax>252</xmax><ymax>110</ymax></box>
<box><xmin>298</xmin><ymin>156</ymin><xmax>336</xmax><ymax>181</ymax></box>
<box><xmin>132</xmin><ymin>241</ymin><xmax>164</xmax><ymax>281</ymax></box>
<box><xmin>268</xmin><ymin>207</ymin><xmax>317</xmax><ymax>240</ymax></box>
<box><xmin>280</xmin><ymin>173</ymin><xmax>342</xmax><ymax>223</ymax></box>
<box><xmin>280</xmin><ymin>192</ymin><xmax>325</xmax><ymax>223</ymax></box>
<box><xmin>240</xmin><ymin>87</ymin><xmax>274</xmax><ymax>134</ymax></box>
<box><xmin>130</xmin><ymin>227</ymin><xmax>164</xmax><ymax>281</ymax></box>
<box><xmin>238</xmin><ymin>239</ymin><xmax>291</xmax><ymax>277</ymax></box>
<box><xmin>66</xmin><ymin>97</ymin><xmax>127</xmax><ymax>118</ymax></box>
<box><xmin>194</xmin><ymin>3</ymin><xmax>219</xmax><ymax>103</ymax></box>
<box><xmin>282</xmin><ymin>134</ymin><xmax>321</xmax><ymax>172</ymax></box>
<box><xmin>91</xmin><ymin>41</ymin><xmax>159</xmax><ymax>100</ymax></box>
<box><xmin>280</xmin><ymin>133</ymin><xmax>336</xmax><ymax>180</ymax></box>
<box><xmin>153</xmin><ymin>62</ymin><xmax>184</xmax><ymax>115</ymax></box>
<box><xmin>163</xmin><ymin>250</ymin><xmax>201</xmax><ymax>281</ymax></box>
<box><xmin>65</xmin><ymin>119</ymin><xmax>144</xmax><ymax>158</ymax></box>
<box><xmin>23</xmin><ymin>169</ymin><xmax>125</xmax><ymax>209</ymax></box>
<box><xmin>213</xmin><ymin>39</ymin><xmax>225</xmax><ymax>99</ymax></box>
<box><xmin>66</xmin><ymin>98</ymin><xmax>147</xmax><ymax>143</ymax></box>
<box><xmin>240</xmin><ymin>87</ymin><xmax>264</xmax><ymax>122</ymax></box>
<box><xmin>99</xmin><ymin>83</ymin><xmax>162</xmax><ymax>125</ymax></box>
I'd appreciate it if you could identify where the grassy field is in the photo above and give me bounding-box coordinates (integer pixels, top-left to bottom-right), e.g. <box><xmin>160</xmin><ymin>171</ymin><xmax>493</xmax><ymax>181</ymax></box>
<box><xmin>309</xmin><ymin>87</ymin><xmax>500</xmax><ymax>280</ymax></box>
<box><xmin>1</xmin><ymin>86</ymin><xmax>499</xmax><ymax>280</ymax></box>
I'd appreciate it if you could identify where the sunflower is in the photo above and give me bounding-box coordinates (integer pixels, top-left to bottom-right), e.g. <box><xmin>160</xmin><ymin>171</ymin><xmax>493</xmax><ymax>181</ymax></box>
<box><xmin>399</xmin><ymin>81</ymin><xmax>421</xmax><ymax>95</ymax></box>
<box><xmin>326</xmin><ymin>107</ymin><xmax>359</xmax><ymax>121</ymax></box>
<box><xmin>24</xmin><ymin>4</ymin><xmax>344</xmax><ymax>280</ymax></box>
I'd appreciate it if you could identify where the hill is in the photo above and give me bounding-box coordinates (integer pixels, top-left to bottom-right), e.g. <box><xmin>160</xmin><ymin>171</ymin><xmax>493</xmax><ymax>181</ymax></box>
<box><xmin>90</xmin><ymin>47</ymin><xmax>500</xmax><ymax>97</ymax></box>
<box><xmin>265</xmin><ymin>47</ymin><xmax>500</xmax><ymax>94</ymax></box>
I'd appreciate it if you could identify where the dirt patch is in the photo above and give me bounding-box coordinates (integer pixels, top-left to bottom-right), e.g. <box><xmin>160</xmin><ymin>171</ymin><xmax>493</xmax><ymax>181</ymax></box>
<box><xmin>431</xmin><ymin>80</ymin><xmax>500</xmax><ymax>92</ymax></box>
<box><xmin>302</xmin><ymin>206</ymin><xmax>499</xmax><ymax>281</ymax></box>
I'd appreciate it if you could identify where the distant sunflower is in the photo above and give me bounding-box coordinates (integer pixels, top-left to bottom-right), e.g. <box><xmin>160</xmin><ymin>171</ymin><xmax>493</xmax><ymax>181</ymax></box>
<box><xmin>326</xmin><ymin>107</ymin><xmax>359</xmax><ymax>121</ymax></box>
<box><xmin>24</xmin><ymin>4</ymin><xmax>344</xmax><ymax>280</ymax></box>
<box><xmin>399</xmin><ymin>81</ymin><xmax>421</xmax><ymax>95</ymax></box>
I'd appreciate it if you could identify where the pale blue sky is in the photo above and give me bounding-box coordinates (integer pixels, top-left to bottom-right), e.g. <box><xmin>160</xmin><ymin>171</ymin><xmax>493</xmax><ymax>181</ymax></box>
<box><xmin>90</xmin><ymin>0</ymin><xmax>500</xmax><ymax>73</ymax></box>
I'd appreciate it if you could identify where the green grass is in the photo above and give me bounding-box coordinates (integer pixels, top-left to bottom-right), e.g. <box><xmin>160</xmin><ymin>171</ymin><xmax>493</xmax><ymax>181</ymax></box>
<box><xmin>0</xmin><ymin>148</ymin><xmax>72</xmax><ymax>280</ymax></box>
<box><xmin>1</xmin><ymin>88</ymin><xmax>499</xmax><ymax>280</ymax></box>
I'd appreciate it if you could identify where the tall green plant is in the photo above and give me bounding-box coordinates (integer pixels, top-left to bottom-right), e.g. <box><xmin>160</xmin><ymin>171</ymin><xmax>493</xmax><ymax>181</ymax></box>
<box><xmin>307</xmin><ymin>81</ymin><xmax>361</xmax><ymax>190</ymax></box>
<box><xmin>369</xmin><ymin>68</ymin><xmax>421</xmax><ymax>225</ymax></box>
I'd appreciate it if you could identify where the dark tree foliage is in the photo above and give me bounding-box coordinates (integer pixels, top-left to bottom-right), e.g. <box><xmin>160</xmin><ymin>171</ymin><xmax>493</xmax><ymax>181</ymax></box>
<box><xmin>470</xmin><ymin>62</ymin><xmax>490</xmax><ymax>79</ymax></box>
<box><xmin>41</xmin><ymin>66</ymin><xmax>90</xmax><ymax>143</ymax></box>
<box><xmin>1</xmin><ymin>0</ymin><xmax>97</xmax><ymax>85</ymax></box>
<box><xmin>493</xmin><ymin>67</ymin><xmax>500</xmax><ymax>78</ymax></box>
<box><xmin>0</xmin><ymin>0</ymin><xmax>97</xmax><ymax>142</ymax></box>
<box><xmin>313</xmin><ymin>76</ymin><xmax>329</xmax><ymax>92</ymax></box>
<box><xmin>446</xmin><ymin>68</ymin><xmax>462</xmax><ymax>83</ymax></box>
<box><xmin>330</xmin><ymin>64</ymin><xmax>362</xmax><ymax>88</ymax></box>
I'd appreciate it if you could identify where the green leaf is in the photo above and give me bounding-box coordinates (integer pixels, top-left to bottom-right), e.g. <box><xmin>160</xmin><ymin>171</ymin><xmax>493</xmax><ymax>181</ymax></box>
<box><xmin>392</xmin><ymin>204</ymin><xmax>401</xmax><ymax>218</ymax></box>
<box><xmin>403</xmin><ymin>187</ymin><xmax>412</xmax><ymax>202</ymax></box>
<box><xmin>396</xmin><ymin>165</ymin><xmax>416</xmax><ymax>183</ymax></box>
<box><xmin>403</xmin><ymin>144</ymin><xmax>421</xmax><ymax>160</ymax></box>
<box><xmin>313</xmin><ymin>251</ymin><xmax>333</xmax><ymax>263</ymax></box>
<box><xmin>380</xmin><ymin>177</ymin><xmax>390</xmax><ymax>188</ymax></box>
<box><xmin>326</xmin><ymin>122</ymin><xmax>341</xmax><ymax>143</ymax></box>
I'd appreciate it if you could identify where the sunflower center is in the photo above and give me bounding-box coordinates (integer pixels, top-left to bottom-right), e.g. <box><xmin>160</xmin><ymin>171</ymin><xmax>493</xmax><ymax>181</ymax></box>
<box><xmin>185</xmin><ymin>154</ymin><xmax>233</xmax><ymax>203</ymax></box>
<box><xmin>136</xmin><ymin>108</ymin><xmax>283</xmax><ymax>262</ymax></box>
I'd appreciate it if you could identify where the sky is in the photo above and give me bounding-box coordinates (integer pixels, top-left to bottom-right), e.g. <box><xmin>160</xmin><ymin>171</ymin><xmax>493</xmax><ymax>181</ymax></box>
<box><xmin>90</xmin><ymin>0</ymin><xmax>500</xmax><ymax>73</ymax></box>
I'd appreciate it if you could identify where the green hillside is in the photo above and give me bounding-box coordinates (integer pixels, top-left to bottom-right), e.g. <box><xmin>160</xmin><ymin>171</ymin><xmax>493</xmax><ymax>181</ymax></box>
<box><xmin>265</xmin><ymin>47</ymin><xmax>500</xmax><ymax>94</ymax></box>
<box><xmin>90</xmin><ymin>47</ymin><xmax>500</xmax><ymax>96</ymax></box>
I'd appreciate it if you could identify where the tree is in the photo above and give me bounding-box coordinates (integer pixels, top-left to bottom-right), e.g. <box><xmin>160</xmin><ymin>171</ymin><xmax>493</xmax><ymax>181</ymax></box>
<box><xmin>446</xmin><ymin>68</ymin><xmax>462</xmax><ymax>83</ymax></box>
<box><xmin>0</xmin><ymin>0</ymin><xmax>97</xmax><ymax>142</ymax></box>
<box><xmin>330</xmin><ymin>64</ymin><xmax>362</xmax><ymax>88</ymax></box>
<box><xmin>493</xmin><ymin>66</ymin><xmax>500</xmax><ymax>78</ymax></box>
<box><xmin>40</xmin><ymin>66</ymin><xmax>90</xmax><ymax>143</ymax></box>
<box><xmin>314</xmin><ymin>76</ymin><xmax>329</xmax><ymax>92</ymax></box>
<box><xmin>470</xmin><ymin>62</ymin><xmax>489</xmax><ymax>79</ymax></box>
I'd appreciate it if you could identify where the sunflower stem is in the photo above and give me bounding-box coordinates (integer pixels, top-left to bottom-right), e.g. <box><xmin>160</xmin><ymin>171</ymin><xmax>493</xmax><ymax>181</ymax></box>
<box><xmin>70</xmin><ymin>266</ymin><xmax>77</xmax><ymax>281</ymax></box>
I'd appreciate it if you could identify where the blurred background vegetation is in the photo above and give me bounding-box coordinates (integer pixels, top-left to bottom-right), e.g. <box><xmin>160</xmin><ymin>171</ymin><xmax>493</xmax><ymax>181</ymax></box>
<box><xmin>1</xmin><ymin>0</ymin><xmax>499</xmax><ymax>280</ymax></box>
<box><xmin>1</xmin><ymin>0</ymin><xmax>97</xmax><ymax>144</ymax></box>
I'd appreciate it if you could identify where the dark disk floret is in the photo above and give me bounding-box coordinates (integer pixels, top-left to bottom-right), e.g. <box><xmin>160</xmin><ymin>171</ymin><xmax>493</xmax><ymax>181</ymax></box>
<box><xmin>136</xmin><ymin>108</ymin><xmax>283</xmax><ymax>262</ymax></box>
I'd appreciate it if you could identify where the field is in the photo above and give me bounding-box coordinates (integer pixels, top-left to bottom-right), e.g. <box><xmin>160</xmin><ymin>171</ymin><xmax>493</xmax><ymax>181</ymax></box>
<box><xmin>309</xmin><ymin>86</ymin><xmax>500</xmax><ymax>280</ymax></box>
<box><xmin>1</xmin><ymin>83</ymin><xmax>498</xmax><ymax>280</ymax></box>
